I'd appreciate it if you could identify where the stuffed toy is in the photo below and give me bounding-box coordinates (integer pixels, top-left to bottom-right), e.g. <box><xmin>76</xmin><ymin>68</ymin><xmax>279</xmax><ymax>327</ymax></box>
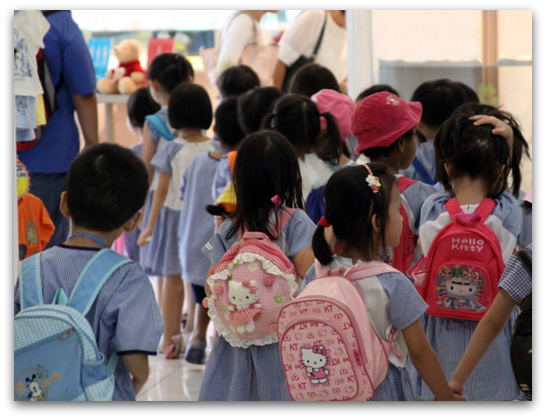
<box><xmin>96</xmin><ymin>39</ymin><xmax>146</xmax><ymax>95</ymax></box>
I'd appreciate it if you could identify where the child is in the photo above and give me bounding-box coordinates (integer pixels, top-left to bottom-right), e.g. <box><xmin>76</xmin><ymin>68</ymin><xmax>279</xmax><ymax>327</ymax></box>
<box><xmin>400</xmin><ymin>79</ymin><xmax>479</xmax><ymax>185</ymax></box>
<box><xmin>178</xmin><ymin>97</ymin><xmax>245</xmax><ymax>364</ymax></box>
<box><xmin>14</xmin><ymin>143</ymin><xmax>164</xmax><ymax>400</ymax></box>
<box><xmin>121</xmin><ymin>87</ymin><xmax>161</xmax><ymax>264</ymax></box>
<box><xmin>450</xmin><ymin>244</ymin><xmax>532</xmax><ymax>401</ymax></box>
<box><xmin>408</xmin><ymin>103</ymin><xmax>526</xmax><ymax>400</ymax></box>
<box><xmin>356</xmin><ymin>83</ymin><xmax>399</xmax><ymax>103</ymax></box>
<box><xmin>199</xmin><ymin>130</ymin><xmax>317</xmax><ymax>401</ymax></box>
<box><xmin>138</xmin><ymin>82</ymin><xmax>214</xmax><ymax>359</ymax></box>
<box><xmin>262</xmin><ymin>93</ymin><xmax>351</xmax><ymax>201</ymax></box>
<box><xmin>288</xmin><ymin>62</ymin><xmax>340</xmax><ymax>97</ymax></box>
<box><xmin>216</xmin><ymin>64</ymin><xmax>260</xmax><ymax>99</ymax></box>
<box><xmin>307</xmin><ymin>163</ymin><xmax>464</xmax><ymax>401</ymax></box>
<box><xmin>351</xmin><ymin>91</ymin><xmax>437</xmax><ymax>272</ymax></box>
<box><xmin>141</xmin><ymin>52</ymin><xmax>194</xmax><ymax>180</ymax></box>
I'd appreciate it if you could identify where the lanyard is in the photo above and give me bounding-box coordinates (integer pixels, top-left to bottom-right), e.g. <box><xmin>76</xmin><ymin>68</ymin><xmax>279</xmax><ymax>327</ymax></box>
<box><xmin>68</xmin><ymin>233</ymin><xmax>108</xmax><ymax>249</ymax></box>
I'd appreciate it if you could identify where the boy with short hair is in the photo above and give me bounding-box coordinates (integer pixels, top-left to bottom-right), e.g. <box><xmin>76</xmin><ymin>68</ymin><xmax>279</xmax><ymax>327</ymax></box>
<box><xmin>14</xmin><ymin>143</ymin><xmax>164</xmax><ymax>401</ymax></box>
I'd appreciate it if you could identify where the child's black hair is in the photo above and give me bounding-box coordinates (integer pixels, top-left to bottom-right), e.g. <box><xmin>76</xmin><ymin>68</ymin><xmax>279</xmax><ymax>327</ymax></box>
<box><xmin>147</xmin><ymin>52</ymin><xmax>194</xmax><ymax>94</ymax></box>
<box><xmin>66</xmin><ymin>143</ymin><xmax>149</xmax><ymax>232</ymax></box>
<box><xmin>262</xmin><ymin>93</ymin><xmax>347</xmax><ymax>164</ymax></box>
<box><xmin>434</xmin><ymin>103</ymin><xmax>527</xmax><ymax>199</ymax></box>
<box><xmin>356</xmin><ymin>84</ymin><xmax>399</xmax><ymax>103</ymax></box>
<box><xmin>411</xmin><ymin>78</ymin><xmax>479</xmax><ymax>131</ymax></box>
<box><xmin>288</xmin><ymin>63</ymin><xmax>340</xmax><ymax>97</ymax></box>
<box><xmin>168</xmin><ymin>82</ymin><xmax>213</xmax><ymax>130</ymax></box>
<box><xmin>214</xmin><ymin>96</ymin><xmax>245</xmax><ymax>148</ymax></box>
<box><xmin>216</xmin><ymin>64</ymin><xmax>260</xmax><ymax>97</ymax></box>
<box><xmin>360</xmin><ymin>128</ymin><xmax>416</xmax><ymax>160</ymax></box>
<box><xmin>227</xmin><ymin>130</ymin><xmax>304</xmax><ymax>241</ymax></box>
<box><xmin>312</xmin><ymin>163</ymin><xmax>396</xmax><ymax>265</ymax></box>
<box><xmin>126</xmin><ymin>87</ymin><xmax>161</xmax><ymax>129</ymax></box>
<box><xmin>237</xmin><ymin>87</ymin><xmax>284</xmax><ymax>135</ymax></box>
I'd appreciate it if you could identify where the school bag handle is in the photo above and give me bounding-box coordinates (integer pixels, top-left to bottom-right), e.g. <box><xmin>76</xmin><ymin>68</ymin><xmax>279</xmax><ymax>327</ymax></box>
<box><xmin>445</xmin><ymin>197</ymin><xmax>496</xmax><ymax>224</ymax></box>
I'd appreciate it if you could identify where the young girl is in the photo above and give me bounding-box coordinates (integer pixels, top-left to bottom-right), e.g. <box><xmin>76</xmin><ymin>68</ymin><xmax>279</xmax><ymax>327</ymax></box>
<box><xmin>141</xmin><ymin>52</ymin><xmax>194</xmax><ymax>180</ymax></box>
<box><xmin>121</xmin><ymin>87</ymin><xmax>161</xmax><ymax>264</ymax></box>
<box><xmin>408</xmin><ymin>103</ymin><xmax>528</xmax><ymax>400</ymax></box>
<box><xmin>262</xmin><ymin>93</ymin><xmax>352</xmax><ymax>201</ymax></box>
<box><xmin>138</xmin><ymin>82</ymin><xmax>214</xmax><ymax>359</ymax></box>
<box><xmin>307</xmin><ymin>163</ymin><xmax>464</xmax><ymax>401</ymax></box>
<box><xmin>199</xmin><ymin>130</ymin><xmax>317</xmax><ymax>401</ymax></box>
<box><xmin>178</xmin><ymin>97</ymin><xmax>245</xmax><ymax>364</ymax></box>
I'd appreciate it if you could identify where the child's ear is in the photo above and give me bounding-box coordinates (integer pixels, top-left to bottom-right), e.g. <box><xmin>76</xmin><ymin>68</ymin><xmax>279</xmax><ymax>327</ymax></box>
<box><xmin>59</xmin><ymin>191</ymin><xmax>70</xmax><ymax>218</ymax></box>
<box><xmin>370</xmin><ymin>213</ymin><xmax>381</xmax><ymax>235</ymax></box>
<box><xmin>123</xmin><ymin>211</ymin><xmax>142</xmax><ymax>233</ymax></box>
<box><xmin>443</xmin><ymin>163</ymin><xmax>453</xmax><ymax>178</ymax></box>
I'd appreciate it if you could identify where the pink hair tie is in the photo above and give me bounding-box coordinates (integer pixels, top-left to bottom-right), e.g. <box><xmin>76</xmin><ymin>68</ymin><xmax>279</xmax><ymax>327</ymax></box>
<box><xmin>362</xmin><ymin>164</ymin><xmax>381</xmax><ymax>193</ymax></box>
<box><xmin>271</xmin><ymin>195</ymin><xmax>281</xmax><ymax>207</ymax></box>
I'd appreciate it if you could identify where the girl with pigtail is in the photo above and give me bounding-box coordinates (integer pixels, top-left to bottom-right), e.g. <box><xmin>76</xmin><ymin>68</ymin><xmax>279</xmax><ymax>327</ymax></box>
<box><xmin>306</xmin><ymin>163</ymin><xmax>465</xmax><ymax>401</ymax></box>
<box><xmin>262</xmin><ymin>93</ymin><xmax>352</xmax><ymax>201</ymax></box>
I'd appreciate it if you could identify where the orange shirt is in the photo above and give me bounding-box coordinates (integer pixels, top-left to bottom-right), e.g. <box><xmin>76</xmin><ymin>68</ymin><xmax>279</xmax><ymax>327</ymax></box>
<box><xmin>18</xmin><ymin>193</ymin><xmax>55</xmax><ymax>260</ymax></box>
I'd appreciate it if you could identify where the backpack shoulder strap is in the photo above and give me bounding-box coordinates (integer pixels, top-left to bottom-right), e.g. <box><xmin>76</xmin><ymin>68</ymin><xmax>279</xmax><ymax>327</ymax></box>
<box><xmin>411</xmin><ymin>158</ymin><xmax>434</xmax><ymax>185</ymax></box>
<box><xmin>227</xmin><ymin>151</ymin><xmax>237</xmax><ymax>175</ymax></box>
<box><xmin>396</xmin><ymin>176</ymin><xmax>417</xmax><ymax>194</ymax></box>
<box><xmin>145</xmin><ymin>114</ymin><xmax>175</xmax><ymax>142</ymax></box>
<box><xmin>446</xmin><ymin>197</ymin><xmax>496</xmax><ymax>223</ymax></box>
<box><xmin>344</xmin><ymin>261</ymin><xmax>401</xmax><ymax>281</ymax></box>
<box><xmin>68</xmin><ymin>249</ymin><xmax>131</xmax><ymax>316</ymax></box>
<box><xmin>18</xmin><ymin>253</ymin><xmax>44</xmax><ymax>310</ymax></box>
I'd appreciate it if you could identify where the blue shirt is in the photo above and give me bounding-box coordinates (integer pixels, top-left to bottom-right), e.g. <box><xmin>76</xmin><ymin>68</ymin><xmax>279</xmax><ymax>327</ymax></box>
<box><xmin>18</xmin><ymin>11</ymin><xmax>96</xmax><ymax>173</ymax></box>
<box><xmin>400</xmin><ymin>139</ymin><xmax>437</xmax><ymax>185</ymax></box>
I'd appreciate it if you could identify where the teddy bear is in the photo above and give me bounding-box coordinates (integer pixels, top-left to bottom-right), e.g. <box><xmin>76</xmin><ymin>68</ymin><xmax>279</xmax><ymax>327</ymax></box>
<box><xmin>96</xmin><ymin>39</ymin><xmax>146</xmax><ymax>95</ymax></box>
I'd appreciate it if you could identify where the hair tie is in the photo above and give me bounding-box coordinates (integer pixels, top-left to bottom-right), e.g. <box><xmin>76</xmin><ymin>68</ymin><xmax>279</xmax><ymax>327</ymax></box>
<box><xmin>362</xmin><ymin>164</ymin><xmax>381</xmax><ymax>193</ymax></box>
<box><xmin>318</xmin><ymin>216</ymin><xmax>331</xmax><ymax>227</ymax></box>
<box><xmin>270</xmin><ymin>114</ymin><xmax>279</xmax><ymax>128</ymax></box>
<box><xmin>270</xmin><ymin>195</ymin><xmax>281</xmax><ymax>207</ymax></box>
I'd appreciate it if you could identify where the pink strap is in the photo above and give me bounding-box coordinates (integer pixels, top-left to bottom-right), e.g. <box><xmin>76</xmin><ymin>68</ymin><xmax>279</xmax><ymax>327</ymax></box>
<box><xmin>343</xmin><ymin>261</ymin><xmax>401</xmax><ymax>281</ymax></box>
<box><xmin>387</xmin><ymin>326</ymin><xmax>404</xmax><ymax>358</ymax></box>
<box><xmin>396</xmin><ymin>176</ymin><xmax>417</xmax><ymax>194</ymax></box>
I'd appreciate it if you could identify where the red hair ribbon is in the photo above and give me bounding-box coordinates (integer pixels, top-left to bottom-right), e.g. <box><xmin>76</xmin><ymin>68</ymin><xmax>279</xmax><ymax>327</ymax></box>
<box><xmin>318</xmin><ymin>216</ymin><xmax>331</xmax><ymax>227</ymax></box>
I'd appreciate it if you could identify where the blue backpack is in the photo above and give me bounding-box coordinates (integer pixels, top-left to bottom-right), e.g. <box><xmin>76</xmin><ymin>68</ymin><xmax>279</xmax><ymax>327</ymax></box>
<box><xmin>145</xmin><ymin>114</ymin><xmax>175</xmax><ymax>142</ymax></box>
<box><xmin>14</xmin><ymin>249</ymin><xmax>130</xmax><ymax>401</ymax></box>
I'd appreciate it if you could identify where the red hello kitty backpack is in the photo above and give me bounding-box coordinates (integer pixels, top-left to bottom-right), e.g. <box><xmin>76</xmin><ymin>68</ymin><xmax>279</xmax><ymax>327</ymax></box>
<box><xmin>277</xmin><ymin>261</ymin><xmax>401</xmax><ymax>401</ymax></box>
<box><xmin>204</xmin><ymin>208</ymin><xmax>299</xmax><ymax>348</ymax></box>
<box><xmin>410</xmin><ymin>197</ymin><xmax>505</xmax><ymax>321</ymax></box>
<box><xmin>391</xmin><ymin>176</ymin><xmax>418</xmax><ymax>272</ymax></box>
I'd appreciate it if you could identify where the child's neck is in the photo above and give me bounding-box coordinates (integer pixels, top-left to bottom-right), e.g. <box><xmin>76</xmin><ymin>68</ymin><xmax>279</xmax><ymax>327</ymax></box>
<box><xmin>179</xmin><ymin>128</ymin><xmax>209</xmax><ymax>143</ymax></box>
<box><xmin>451</xmin><ymin>176</ymin><xmax>488</xmax><ymax>205</ymax></box>
<box><xmin>371</xmin><ymin>156</ymin><xmax>399</xmax><ymax>175</ymax></box>
<box><xmin>64</xmin><ymin>227</ymin><xmax>122</xmax><ymax>249</ymax></box>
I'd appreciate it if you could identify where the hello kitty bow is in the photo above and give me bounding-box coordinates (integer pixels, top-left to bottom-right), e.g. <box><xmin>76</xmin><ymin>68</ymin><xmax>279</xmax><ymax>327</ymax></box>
<box><xmin>312</xmin><ymin>345</ymin><xmax>326</xmax><ymax>355</ymax></box>
<box><xmin>242</xmin><ymin>278</ymin><xmax>258</xmax><ymax>294</ymax></box>
<box><xmin>362</xmin><ymin>164</ymin><xmax>381</xmax><ymax>193</ymax></box>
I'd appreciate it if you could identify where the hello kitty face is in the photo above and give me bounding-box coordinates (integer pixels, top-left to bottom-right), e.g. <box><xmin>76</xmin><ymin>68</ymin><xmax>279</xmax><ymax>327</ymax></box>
<box><xmin>228</xmin><ymin>280</ymin><xmax>259</xmax><ymax>309</ymax></box>
<box><xmin>301</xmin><ymin>347</ymin><xmax>328</xmax><ymax>369</ymax></box>
<box><xmin>445</xmin><ymin>277</ymin><xmax>480</xmax><ymax>300</ymax></box>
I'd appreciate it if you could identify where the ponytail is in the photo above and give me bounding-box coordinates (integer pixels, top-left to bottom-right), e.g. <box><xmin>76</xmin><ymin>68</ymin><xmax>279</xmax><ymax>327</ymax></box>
<box><xmin>313</xmin><ymin>112</ymin><xmax>348</xmax><ymax>164</ymax></box>
<box><xmin>312</xmin><ymin>225</ymin><xmax>334</xmax><ymax>266</ymax></box>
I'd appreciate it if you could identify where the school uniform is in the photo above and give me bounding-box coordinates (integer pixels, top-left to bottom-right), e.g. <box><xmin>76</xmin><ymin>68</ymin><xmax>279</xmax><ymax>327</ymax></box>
<box><xmin>408</xmin><ymin>191</ymin><xmax>522</xmax><ymax>401</ymax></box>
<box><xmin>14</xmin><ymin>245</ymin><xmax>164</xmax><ymax>401</ymax></box>
<box><xmin>199</xmin><ymin>206</ymin><xmax>316</xmax><ymax>401</ymax></box>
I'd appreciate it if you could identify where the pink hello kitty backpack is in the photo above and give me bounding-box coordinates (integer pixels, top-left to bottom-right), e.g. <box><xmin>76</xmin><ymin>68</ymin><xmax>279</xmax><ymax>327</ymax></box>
<box><xmin>410</xmin><ymin>197</ymin><xmax>505</xmax><ymax>321</ymax></box>
<box><xmin>204</xmin><ymin>209</ymin><xmax>299</xmax><ymax>348</ymax></box>
<box><xmin>277</xmin><ymin>261</ymin><xmax>400</xmax><ymax>401</ymax></box>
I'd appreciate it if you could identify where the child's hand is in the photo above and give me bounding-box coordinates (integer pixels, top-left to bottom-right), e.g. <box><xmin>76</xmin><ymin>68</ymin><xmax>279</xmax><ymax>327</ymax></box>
<box><xmin>470</xmin><ymin>115</ymin><xmax>514</xmax><ymax>153</ymax></box>
<box><xmin>448</xmin><ymin>378</ymin><xmax>465</xmax><ymax>396</ymax></box>
<box><xmin>137</xmin><ymin>227</ymin><xmax>153</xmax><ymax>247</ymax></box>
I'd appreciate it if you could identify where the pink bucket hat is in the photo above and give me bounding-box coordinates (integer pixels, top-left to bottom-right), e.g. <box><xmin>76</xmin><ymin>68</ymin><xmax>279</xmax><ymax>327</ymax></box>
<box><xmin>311</xmin><ymin>89</ymin><xmax>356</xmax><ymax>140</ymax></box>
<box><xmin>351</xmin><ymin>91</ymin><xmax>422</xmax><ymax>155</ymax></box>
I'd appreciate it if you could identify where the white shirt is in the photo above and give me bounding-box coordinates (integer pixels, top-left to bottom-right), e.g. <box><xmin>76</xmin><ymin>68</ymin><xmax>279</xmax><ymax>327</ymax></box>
<box><xmin>217</xmin><ymin>13</ymin><xmax>262</xmax><ymax>74</ymax></box>
<box><xmin>278</xmin><ymin>10</ymin><xmax>347</xmax><ymax>83</ymax></box>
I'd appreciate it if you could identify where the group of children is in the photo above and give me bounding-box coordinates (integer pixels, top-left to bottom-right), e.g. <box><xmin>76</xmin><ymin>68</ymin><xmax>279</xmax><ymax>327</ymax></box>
<box><xmin>14</xmin><ymin>51</ymin><xmax>532</xmax><ymax>402</ymax></box>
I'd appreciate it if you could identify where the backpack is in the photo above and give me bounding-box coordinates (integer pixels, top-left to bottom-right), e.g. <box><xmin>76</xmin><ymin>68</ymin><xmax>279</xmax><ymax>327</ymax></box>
<box><xmin>14</xmin><ymin>249</ymin><xmax>130</xmax><ymax>401</ymax></box>
<box><xmin>203</xmin><ymin>208</ymin><xmax>300</xmax><ymax>348</ymax></box>
<box><xmin>277</xmin><ymin>261</ymin><xmax>400</xmax><ymax>401</ymax></box>
<box><xmin>510</xmin><ymin>248</ymin><xmax>532</xmax><ymax>395</ymax></box>
<box><xmin>410</xmin><ymin>197</ymin><xmax>505</xmax><ymax>321</ymax></box>
<box><xmin>145</xmin><ymin>113</ymin><xmax>175</xmax><ymax>142</ymax></box>
<box><xmin>305</xmin><ymin>185</ymin><xmax>325</xmax><ymax>224</ymax></box>
<box><xmin>391</xmin><ymin>176</ymin><xmax>418</xmax><ymax>273</ymax></box>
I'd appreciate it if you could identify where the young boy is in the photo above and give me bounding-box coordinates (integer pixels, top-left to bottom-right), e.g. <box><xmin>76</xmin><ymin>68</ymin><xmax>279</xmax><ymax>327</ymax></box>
<box><xmin>14</xmin><ymin>143</ymin><xmax>164</xmax><ymax>401</ymax></box>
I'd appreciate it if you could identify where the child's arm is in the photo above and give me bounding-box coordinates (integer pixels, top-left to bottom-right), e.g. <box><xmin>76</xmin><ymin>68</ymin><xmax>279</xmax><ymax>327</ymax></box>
<box><xmin>402</xmin><ymin>320</ymin><xmax>466</xmax><ymax>401</ymax></box>
<box><xmin>137</xmin><ymin>171</ymin><xmax>170</xmax><ymax>246</ymax></box>
<box><xmin>141</xmin><ymin>122</ymin><xmax>157</xmax><ymax>182</ymax></box>
<box><xmin>449</xmin><ymin>289</ymin><xmax>517</xmax><ymax>395</ymax></box>
<box><xmin>121</xmin><ymin>354</ymin><xmax>149</xmax><ymax>396</ymax></box>
<box><xmin>293</xmin><ymin>248</ymin><xmax>315</xmax><ymax>279</ymax></box>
